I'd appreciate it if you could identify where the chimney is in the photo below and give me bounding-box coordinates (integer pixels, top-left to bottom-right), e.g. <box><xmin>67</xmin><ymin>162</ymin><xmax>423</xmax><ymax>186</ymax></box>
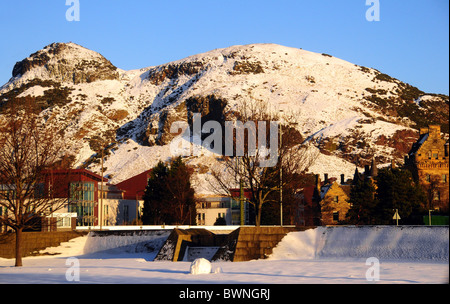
<box><xmin>370</xmin><ymin>158</ymin><xmax>378</xmax><ymax>177</ymax></box>
<box><xmin>315</xmin><ymin>174</ymin><xmax>321</xmax><ymax>192</ymax></box>
<box><xmin>419</xmin><ymin>127</ymin><xmax>429</xmax><ymax>135</ymax></box>
<box><xmin>324</xmin><ymin>173</ymin><xmax>329</xmax><ymax>184</ymax></box>
<box><xmin>340</xmin><ymin>174</ymin><xmax>345</xmax><ymax>185</ymax></box>
<box><xmin>429</xmin><ymin>125</ymin><xmax>441</xmax><ymax>139</ymax></box>
<box><xmin>352</xmin><ymin>167</ymin><xmax>361</xmax><ymax>185</ymax></box>
<box><xmin>364</xmin><ymin>165</ymin><xmax>370</xmax><ymax>176</ymax></box>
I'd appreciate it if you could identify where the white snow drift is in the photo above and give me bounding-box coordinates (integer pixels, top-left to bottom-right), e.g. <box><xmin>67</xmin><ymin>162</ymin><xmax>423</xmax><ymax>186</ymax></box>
<box><xmin>269</xmin><ymin>226</ymin><xmax>449</xmax><ymax>262</ymax></box>
<box><xmin>0</xmin><ymin>226</ymin><xmax>448</xmax><ymax>284</ymax></box>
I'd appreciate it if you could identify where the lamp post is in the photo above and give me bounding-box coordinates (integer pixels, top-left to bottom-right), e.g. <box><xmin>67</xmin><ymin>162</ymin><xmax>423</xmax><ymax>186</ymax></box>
<box><xmin>279</xmin><ymin>110</ymin><xmax>283</xmax><ymax>227</ymax></box>
<box><xmin>236</xmin><ymin>156</ymin><xmax>245</xmax><ymax>226</ymax></box>
<box><xmin>100</xmin><ymin>148</ymin><xmax>104</xmax><ymax>231</ymax></box>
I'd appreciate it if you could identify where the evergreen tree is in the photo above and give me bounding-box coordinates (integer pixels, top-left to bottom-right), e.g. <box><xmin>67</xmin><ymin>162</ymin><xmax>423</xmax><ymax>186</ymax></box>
<box><xmin>142</xmin><ymin>157</ymin><xmax>196</xmax><ymax>225</ymax></box>
<box><xmin>142</xmin><ymin>161</ymin><xmax>170</xmax><ymax>225</ymax></box>
<box><xmin>166</xmin><ymin>157</ymin><xmax>196</xmax><ymax>225</ymax></box>
<box><xmin>346</xmin><ymin>177</ymin><xmax>378</xmax><ymax>225</ymax></box>
<box><xmin>375</xmin><ymin>167</ymin><xmax>426</xmax><ymax>224</ymax></box>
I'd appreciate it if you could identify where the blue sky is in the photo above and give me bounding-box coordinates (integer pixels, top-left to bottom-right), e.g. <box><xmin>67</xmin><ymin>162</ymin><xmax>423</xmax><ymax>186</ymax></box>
<box><xmin>0</xmin><ymin>0</ymin><xmax>448</xmax><ymax>94</ymax></box>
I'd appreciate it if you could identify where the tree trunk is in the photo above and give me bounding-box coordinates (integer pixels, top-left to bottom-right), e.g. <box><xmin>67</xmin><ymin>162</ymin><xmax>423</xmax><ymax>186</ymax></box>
<box><xmin>255</xmin><ymin>202</ymin><xmax>262</xmax><ymax>227</ymax></box>
<box><xmin>15</xmin><ymin>228</ymin><xmax>23</xmax><ymax>267</ymax></box>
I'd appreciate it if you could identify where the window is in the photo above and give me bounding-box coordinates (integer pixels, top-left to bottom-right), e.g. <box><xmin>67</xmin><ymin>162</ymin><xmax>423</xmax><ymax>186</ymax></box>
<box><xmin>70</xmin><ymin>182</ymin><xmax>95</xmax><ymax>202</ymax></box>
<box><xmin>104</xmin><ymin>205</ymin><xmax>109</xmax><ymax>226</ymax></box>
<box><xmin>123</xmin><ymin>205</ymin><xmax>129</xmax><ymax>223</ymax></box>
<box><xmin>197</xmin><ymin>213</ymin><xmax>206</xmax><ymax>225</ymax></box>
<box><xmin>433</xmin><ymin>191</ymin><xmax>441</xmax><ymax>201</ymax></box>
<box><xmin>333</xmin><ymin>211</ymin><xmax>339</xmax><ymax>222</ymax></box>
<box><xmin>333</xmin><ymin>196</ymin><xmax>339</xmax><ymax>203</ymax></box>
<box><xmin>56</xmin><ymin>215</ymin><xmax>71</xmax><ymax>228</ymax></box>
<box><xmin>443</xmin><ymin>175</ymin><xmax>447</xmax><ymax>183</ymax></box>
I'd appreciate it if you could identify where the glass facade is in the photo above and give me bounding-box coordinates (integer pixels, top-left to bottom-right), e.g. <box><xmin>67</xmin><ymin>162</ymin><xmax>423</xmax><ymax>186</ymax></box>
<box><xmin>68</xmin><ymin>182</ymin><xmax>96</xmax><ymax>226</ymax></box>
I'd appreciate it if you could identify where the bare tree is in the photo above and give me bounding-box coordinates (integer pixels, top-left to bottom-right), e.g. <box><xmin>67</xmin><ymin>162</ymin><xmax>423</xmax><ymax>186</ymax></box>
<box><xmin>0</xmin><ymin>102</ymin><xmax>69</xmax><ymax>266</ymax></box>
<box><xmin>210</xmin><ymin>100</ymin><xmax>317</xmax><ymax>226</ymax></box>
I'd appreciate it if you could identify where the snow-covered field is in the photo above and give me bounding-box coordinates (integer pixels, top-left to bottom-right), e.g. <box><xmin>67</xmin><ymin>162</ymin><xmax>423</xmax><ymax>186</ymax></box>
<box><xmin>0</xmin><ymin>226</ymin><xmax>448</xmax><ymax>285</ymax></box>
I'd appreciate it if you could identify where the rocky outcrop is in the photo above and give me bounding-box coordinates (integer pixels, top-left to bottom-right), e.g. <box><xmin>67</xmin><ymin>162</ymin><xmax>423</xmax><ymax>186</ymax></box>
<box><xmin>12</xmin><ymin>42</ymin><xmax>119</xmax><ymax>84</ymax></box>
<box><xmin>147</xmin><ymin>61</ymin><xmax>207</xmax><ymax>85</ymax></box>
<box><xmin>135</xmin><ymin>94</ymin><xmax>229</xmax><ymax>147</ymax></box>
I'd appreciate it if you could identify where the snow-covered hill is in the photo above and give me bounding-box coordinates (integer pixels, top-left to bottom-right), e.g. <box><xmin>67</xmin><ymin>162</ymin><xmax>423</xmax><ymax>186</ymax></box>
<box><xmin>1</xmin><ymin>42</ymin><xmax>448</xmax><ymax>193</ymax></box>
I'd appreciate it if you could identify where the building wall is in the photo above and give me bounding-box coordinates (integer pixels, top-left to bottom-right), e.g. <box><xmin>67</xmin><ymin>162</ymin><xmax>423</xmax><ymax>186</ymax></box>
<box><xmin>115</xmin><ymin>170</ymin><xmax>151</xmax><ymax>200</ymax></box>
<box><xmin>410</xmin><ymin>125</ymin><xmax>449</xmax><ymax>211</ymax></box>
<box><xmin>196</xmin><ymin>207</ymin><xmax>231</xmax><ymax>226</ymax></box>
<box><xmin>320</xmin><ymin>182</ymin><xmax>351</xmax><ymax>225</ymax></box>
<box><xmin>1</xmin><ymin>169</ymin><xmax>147</xmax><ymax>231</ymax></box>
<box><xmin>101</xmin><ymin>199</ymin><xmax>144</xmax><ymax>226</ymax></box>
<box><xmin>195</xmin><ymin>195</ymin><xmax>248</xmax><ymax>226</ymax></box>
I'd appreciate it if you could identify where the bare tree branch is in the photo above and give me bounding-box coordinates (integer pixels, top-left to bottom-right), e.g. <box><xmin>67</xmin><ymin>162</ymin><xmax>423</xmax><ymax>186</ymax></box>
<box><xmin>0</xmin><ymin>100</ymin><xmax>69</xmax><ymax>266</ymax></box>
<box><xmin>209</xmin><ymin>100</ymin><xmax>318</xmax><ymax>226</ymax></box>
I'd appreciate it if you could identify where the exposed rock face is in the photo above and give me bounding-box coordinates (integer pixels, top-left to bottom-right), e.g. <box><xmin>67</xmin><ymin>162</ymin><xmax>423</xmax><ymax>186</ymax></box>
<box><xmin>12</xmin><ymin>42</ymin><xmax>119</xmax><ymax>84</ymax></box>
<box><xmin>137</xmin><ymin>94</ymin><xmax>228</xmax><ymax>147</ymax></box>
<box><xmin>147</xmin><ymin>61</ymin><xmax>207</xmax><ymax>86</ymax></box>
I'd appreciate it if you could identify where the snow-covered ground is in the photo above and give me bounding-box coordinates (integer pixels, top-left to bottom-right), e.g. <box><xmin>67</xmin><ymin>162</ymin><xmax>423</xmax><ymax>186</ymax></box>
<box><xmin>0</xmin><ymin>226</ymin><xmax>448</xmax><ymax>284</ymax></box>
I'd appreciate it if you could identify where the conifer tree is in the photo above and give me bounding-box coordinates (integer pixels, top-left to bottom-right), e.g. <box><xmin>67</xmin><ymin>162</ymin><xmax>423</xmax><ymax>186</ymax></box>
<box><xmin>142</xmin><ymin>161</ymin><xmax>170</xmax><ymax>225</ymax></box>
<box><xmin>375</xmin><ymin>167</ymin><xmax>426</xmax><ymax>224</ymax></box>
<box><xmin>346</xmin><ymin>177</ymin><xmax>377</xmax><ymax>225</ymax></box>
<box><xmin>142</xmin><ymin>157</ymin><xmax>195</xmax><ymax>225</ymax></box>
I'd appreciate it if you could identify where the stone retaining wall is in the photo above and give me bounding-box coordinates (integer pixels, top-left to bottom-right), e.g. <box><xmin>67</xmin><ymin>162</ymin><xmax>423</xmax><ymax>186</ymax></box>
<box><xmin>232</xmin><ymin>227</ymin><xmax>310</xmax><ymax>261</ymax></box>
<box><xmin>0</xmin><ymin>231</ymin><xmax>87</xmax><ymax>259</ymax></box>
<box><xmin>154</xmin><ymin>226</ymin><xmax>315</xmax><ymax>262</ymax></box>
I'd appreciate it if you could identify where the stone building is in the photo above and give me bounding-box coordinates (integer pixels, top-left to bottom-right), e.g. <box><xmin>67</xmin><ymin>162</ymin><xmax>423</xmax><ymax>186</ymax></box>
<box><xmin>406</xmin><ymin>125</ymin><xmax>449</xmax><ymax>212</ymax></box>
<box><xmin>299</xmin><ymin>174</ymin><xmax>352</xmax><ymax>226</ymax></box>
<box><xmin>316</xmin><ymin>174</ymin><xmax>352</xmax><ymax>225</ymax></box>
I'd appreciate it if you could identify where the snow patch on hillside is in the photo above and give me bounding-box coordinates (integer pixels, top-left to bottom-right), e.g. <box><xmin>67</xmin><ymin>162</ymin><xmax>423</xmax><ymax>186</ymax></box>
<box><xmin>17</xmin><ymin>85</ymin><xmax>48</xmax><ymax>98</ymax></box>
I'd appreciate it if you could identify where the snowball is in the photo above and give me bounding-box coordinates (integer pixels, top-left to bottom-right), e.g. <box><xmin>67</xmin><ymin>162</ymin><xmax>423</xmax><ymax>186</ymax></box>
<box><xmin>190</xmin><ymin>258</ymin><xmax>212</xmax><ymax>275</ymax></box>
